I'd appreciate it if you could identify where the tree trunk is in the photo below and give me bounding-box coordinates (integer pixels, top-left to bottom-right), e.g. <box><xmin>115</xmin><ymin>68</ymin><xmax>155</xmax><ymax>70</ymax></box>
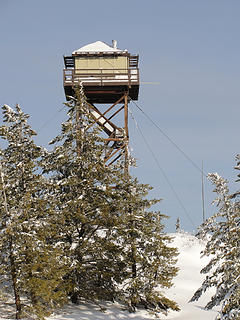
<box><xmin>9</xmin><ymin>236</ymin><xmax>22</xmax><ymax>319</ymax></box>
<box><xmin>130</xmin><ymin>216</ymin><xmax>137</xmax><ymax>279</ymax></box>
<box><xmin>131</xmin><ymin>245</ymin><xmax>137</xmax><ymax>278</ymax></box>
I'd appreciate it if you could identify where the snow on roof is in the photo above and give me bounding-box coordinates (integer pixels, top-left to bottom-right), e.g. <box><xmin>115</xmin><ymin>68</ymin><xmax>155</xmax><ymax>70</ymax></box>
<box><xmin>72</xmin><ymin>41</ymin><xmax>127</xmax><ymax>54</ymax></box>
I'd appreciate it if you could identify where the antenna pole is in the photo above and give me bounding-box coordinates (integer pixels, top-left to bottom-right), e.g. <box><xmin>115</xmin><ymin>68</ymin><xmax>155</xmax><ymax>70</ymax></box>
<box><xmin>201</xmin><ymin>160</ymin><xmax>205</xmax><ymax>222</ymax></box>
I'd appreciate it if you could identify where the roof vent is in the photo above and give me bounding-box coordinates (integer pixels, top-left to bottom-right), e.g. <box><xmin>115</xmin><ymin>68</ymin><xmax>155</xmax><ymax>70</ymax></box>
<box><xmin>112</xmin><ymin>40</ymin><xmax>117</xmax><ymax>49</ymax></box>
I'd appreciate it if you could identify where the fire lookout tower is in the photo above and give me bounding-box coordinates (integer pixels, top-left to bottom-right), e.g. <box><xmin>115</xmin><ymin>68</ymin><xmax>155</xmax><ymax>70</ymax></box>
<box><xmin>63</xmin><ymin>40</ymin><xmax>139</xmax><ymax>166</ymax></box>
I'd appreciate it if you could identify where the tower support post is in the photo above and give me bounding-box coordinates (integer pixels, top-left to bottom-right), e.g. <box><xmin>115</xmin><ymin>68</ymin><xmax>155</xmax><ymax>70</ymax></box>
<box><xmin>124</xmin><ymin>93</ymin><xmax>129</xmax><ymax>178</ymax></box>
<box><xmin>83</xmin><ymin>92</ymin><xmax>130</xmax><ymax>172</ymax></box>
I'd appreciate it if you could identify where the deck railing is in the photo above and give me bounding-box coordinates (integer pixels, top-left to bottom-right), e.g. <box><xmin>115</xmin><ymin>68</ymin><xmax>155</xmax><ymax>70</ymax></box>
<box><xmin>63</xmin><ymin>68</ymin><xmax>139</xmax><ymax>87</ymax></box>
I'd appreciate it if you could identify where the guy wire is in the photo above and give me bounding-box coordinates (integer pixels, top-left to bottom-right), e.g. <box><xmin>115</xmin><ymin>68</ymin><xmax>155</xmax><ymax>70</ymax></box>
<box><xmin>129</xmin><ymin>107</ymin><xmax>196</xmax><ymax>229</ymax></box>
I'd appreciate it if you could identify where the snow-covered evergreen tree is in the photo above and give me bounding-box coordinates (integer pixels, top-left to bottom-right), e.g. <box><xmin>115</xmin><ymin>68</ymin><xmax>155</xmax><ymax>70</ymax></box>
<box><xmin>40</xmin><ymin>87</ymin><xmax>127</xmax><ymax>303</ymax></box>
<box><xmin>175</xmin><ymin>217</ymin><xmax>181</xmax><ymax>232</ymax></box>
<box><xmin>190</xmin><ymin>171</ymin><xmax>240</xmax><ymax>319</ymax></box>
<box><xmin>0</xmin><ymin>104</ymin><xmax>67</xmax><ymax>319</ymax></box>
<box><xmin>41</xmin><ymin>86</ymin><xmax>179</xmax><ymax>315</ymax></box>
<box><xmin>235</xmin><ymin>154</ymin><xmax>240</xmax><ymax>182</ymax></box>
<box><xmin>113</xmin><ymin>177</ymin><xmax>179</xmax><ymax>313</ymax></box>
<box><xmin>232</xmin><ymin>153</ymin><xmax>240</xmax><ymax>198</ymax></box>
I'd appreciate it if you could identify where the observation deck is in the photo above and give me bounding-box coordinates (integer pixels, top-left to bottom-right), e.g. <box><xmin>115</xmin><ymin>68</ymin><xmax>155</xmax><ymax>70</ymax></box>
<box><xmin>63</xmin><ymin>41</ymin><xmax>139</xmax><ymax>103</ymax></box>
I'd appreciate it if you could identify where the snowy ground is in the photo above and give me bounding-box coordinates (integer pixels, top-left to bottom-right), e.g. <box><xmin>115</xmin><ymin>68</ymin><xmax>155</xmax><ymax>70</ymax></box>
<box><xmin>161</xmin><ymin>233</ymin><xmax>219</xmax><ymax>320</ymax></box>
<box><xmin>0</xmin><ymin>232</ymin><xmax>220</xmax><ymax>320</ymax></box>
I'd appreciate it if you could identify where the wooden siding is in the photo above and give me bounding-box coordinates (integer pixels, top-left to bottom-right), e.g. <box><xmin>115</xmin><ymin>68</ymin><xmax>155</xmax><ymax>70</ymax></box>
<box><xmin>75</xmin><ymin>56</ymin><xmax>128</xmax><ymax>74</ymax></box>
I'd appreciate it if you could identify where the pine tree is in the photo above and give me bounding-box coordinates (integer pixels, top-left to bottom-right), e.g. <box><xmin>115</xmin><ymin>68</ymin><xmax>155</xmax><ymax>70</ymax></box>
<box><xmin>41</xmin><ymin>86</ymin><xmax>179</xmax><ymax>315</ymax></box>
<box><xmin>175</xmin><ymin>217</ymin><xmax>181</xmax><ymax>232</ymax></box>
<box><xmin>40</xmin><ymin>87</ymin><xmax>127</xmax><ymax>303</ymax></box>
<box><xmin>190</xmin><ymin>172</ymin><xmax>240</xmax><ymax>319</ymax></box>
<box><xmin>111</xmin><ymin>176</ymin><xmax>179</xmax><ymax>313</ymax></box>
<box><xmin>235</xmin><ymin>154</ymin><xmax>240</xmax><ymax>182</ymax></box>
<box><xmin>0</xmin><ymin>104</ymin><xmax>67</xmax><ymax>319</ymax></box>
<box><xmin>232</xmin><ymin>153</ymin><xmax>240</xmax><ymax>198</ymax></box>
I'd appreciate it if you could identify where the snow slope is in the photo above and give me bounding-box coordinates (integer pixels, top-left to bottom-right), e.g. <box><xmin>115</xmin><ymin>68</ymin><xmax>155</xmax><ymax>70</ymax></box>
<box><xmin>161</xmin><ymin>232</ymin><xmax>219</xmax><ymax>320</ymax></box>
<box><xmin>46</xmin><ymin>232</ymin><xmax>219</xmax><ymax>320</ymax></box>
<box><xmin>0</xmin><ymin>232</ymin><xmax>220</xmax><ymax>320</ymax></box>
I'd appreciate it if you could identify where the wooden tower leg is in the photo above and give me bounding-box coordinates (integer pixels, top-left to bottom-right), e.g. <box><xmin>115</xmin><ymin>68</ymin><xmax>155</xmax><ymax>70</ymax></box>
<box><xmin>124</xmin><ymin>93</ymin><xmax>129</xmax><ymax>178</ymax></box>
<box><xmin>83</xmin><ymin>93</ymin><xmax>130</xmax><ymax>172</ymax></box>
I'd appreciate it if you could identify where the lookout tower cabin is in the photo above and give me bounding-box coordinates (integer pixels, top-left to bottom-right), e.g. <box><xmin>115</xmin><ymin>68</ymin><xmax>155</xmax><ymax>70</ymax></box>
<box><xmin>63</xmin><ymin>40</ymin><xmax>139</xmax><ymax>167</ymax></box>
<box><xmin>63</xmin><ymin>40</ymin><xmax>139</xmax><ymax>103</ymax></box>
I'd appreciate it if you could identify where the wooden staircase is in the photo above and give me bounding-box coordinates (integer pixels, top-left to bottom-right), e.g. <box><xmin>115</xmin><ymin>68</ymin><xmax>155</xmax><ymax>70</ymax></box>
<box><xmin>88</xmin><ymin>105</ymin><xmax>125</xmax><ymax>158</ymax></box>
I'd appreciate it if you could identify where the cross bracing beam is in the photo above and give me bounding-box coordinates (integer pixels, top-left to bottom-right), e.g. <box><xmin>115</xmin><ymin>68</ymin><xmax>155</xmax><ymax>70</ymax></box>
<box><xmin>85</xmin><ymin>93</ymin><xmax>129</xmax><ymax>167</ymax></box>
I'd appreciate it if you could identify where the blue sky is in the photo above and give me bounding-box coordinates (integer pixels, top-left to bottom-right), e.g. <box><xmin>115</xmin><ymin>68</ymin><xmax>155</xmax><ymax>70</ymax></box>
<box><xmin>0</xmin><ymin>0</ymin><xmax>239</xmax><ymax>232</ymax></box>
